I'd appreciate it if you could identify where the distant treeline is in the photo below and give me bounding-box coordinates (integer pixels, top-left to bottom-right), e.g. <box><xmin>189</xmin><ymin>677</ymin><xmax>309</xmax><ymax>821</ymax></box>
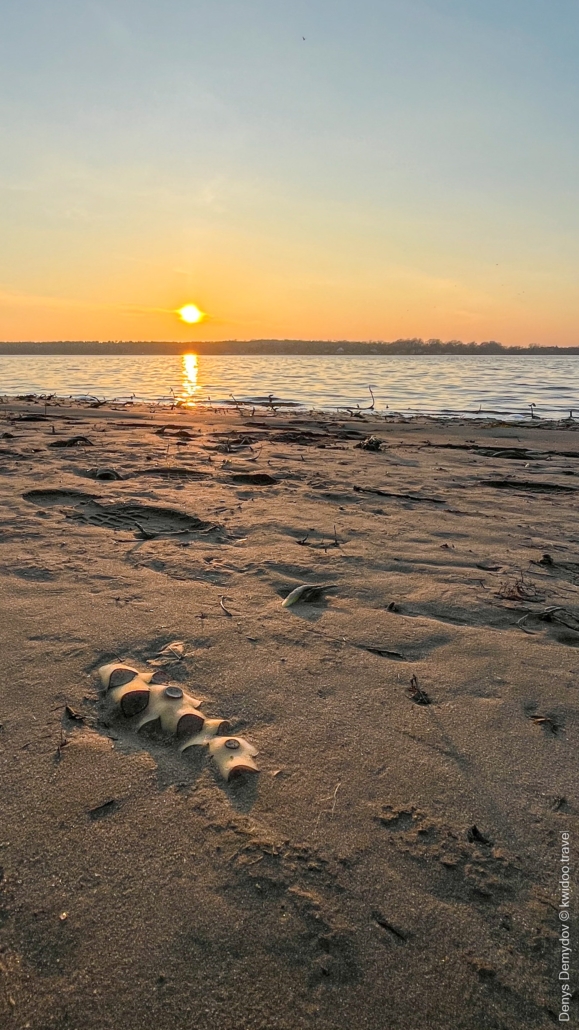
<box><xmin>0</xmin><ymin>339</ymin><xmax>578</xmax><ymax>355</ymax></box>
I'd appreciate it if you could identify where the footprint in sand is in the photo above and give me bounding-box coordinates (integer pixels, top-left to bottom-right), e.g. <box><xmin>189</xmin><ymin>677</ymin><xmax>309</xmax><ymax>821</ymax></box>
<box><xmin>23</xmin><ymin>489</ymin><xmax>217</xmax><ymax>538</ymax></box>
<box><xmin>374</xmin><ymin>805</ymin><xmax>524</xmax><ymax>904</ymax></box>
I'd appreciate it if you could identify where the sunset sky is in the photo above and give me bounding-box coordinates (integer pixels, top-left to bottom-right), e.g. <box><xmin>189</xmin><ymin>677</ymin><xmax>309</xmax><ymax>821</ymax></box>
<box><xmin>1</xmin><ymin>0</ymin><xmax>578</xmax><ymax>344</ymax></box>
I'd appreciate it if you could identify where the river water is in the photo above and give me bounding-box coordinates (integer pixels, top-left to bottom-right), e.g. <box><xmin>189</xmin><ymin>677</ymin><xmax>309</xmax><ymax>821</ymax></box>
<box><xmin>1</xmin><ymin>353</ymin><xmax>578</xmax><ymax>419</ymax></box>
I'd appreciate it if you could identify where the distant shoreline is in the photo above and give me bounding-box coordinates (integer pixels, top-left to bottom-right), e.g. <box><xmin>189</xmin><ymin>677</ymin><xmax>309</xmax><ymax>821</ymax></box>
<box><xmin>1</xmin><ymin>340</ymin><xmax>578</xmax><ymax>356</ymax></box>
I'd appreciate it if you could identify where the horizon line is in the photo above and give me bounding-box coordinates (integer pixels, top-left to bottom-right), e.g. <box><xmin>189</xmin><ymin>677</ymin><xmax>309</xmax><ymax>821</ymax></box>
<box><xmin>1</xmin><ymin>339</ymin><xmax>578</xmax><ymax>350</ymax></box>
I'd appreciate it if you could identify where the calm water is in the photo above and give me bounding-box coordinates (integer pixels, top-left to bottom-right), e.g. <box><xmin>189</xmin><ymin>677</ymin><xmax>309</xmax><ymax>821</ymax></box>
<box><xmin>1</xmin><ymin>353</ymin><xmax>578</xmax><ymax>419</ymax></box>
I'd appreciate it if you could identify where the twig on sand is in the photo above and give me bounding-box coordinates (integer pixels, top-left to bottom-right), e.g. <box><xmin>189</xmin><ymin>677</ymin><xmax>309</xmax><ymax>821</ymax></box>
<box><xmin>530</xmin><ymin>713</ymin><xmax>560</xmax><ymax>734</ymax></box>
<box><xmin>314</xmin><ymin>781</ymin><xmax>342</xmax><ymax>833</ymax></box>
<box><xmin>517</xmin><ymin>606</ymin><xmax>579</xmax><ymax>634</ymax></box>
<box><xmin>337</xmin><ymin>385</ymin><xmax>376</xmax><ymax>416</ymax></box>
<box><xmin>353</xmin><ymin>485</ymin><xmax>445</xmax><ymax>505</ymax></box>
<box><xmin>230</xmin><ymin>393</ymin><xmax>241</xmax><ymax>412</ymax></box>
<box><xmin>55</xmin><ymin>728</ymin><xmax>68</xmax><ymax>763</ymax></box>
<box><xmin>147</xmin><ymin>641</ymin><xmax>191</xmax><ymax>666</ymax></box>
<box><xmin>219</xmin><ymin>595</ymin><xmax>234</xmax><ymax>617</ymax></box>
<box><xmin>496</xmin><ymin>571</ymin><xmax>543</xmax><ymax>602</ymax></box>
<box><xmin>407</xmin><ymin>675</ymin><xmax>432</xmax><ymax>705</ymax></box>
<box><xmin>133</xmin><ymin>521</ymin><xmax>157</xmax><ymax>540</ymax></box>
<box><xmin>356</xmin><ymin>435</ymin><xmax>382</xmax><ymax>451</ymax></box>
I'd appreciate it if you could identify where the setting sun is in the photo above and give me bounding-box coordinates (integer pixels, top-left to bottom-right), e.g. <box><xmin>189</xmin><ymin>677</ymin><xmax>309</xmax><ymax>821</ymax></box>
<box><xmin>177</xmin><ymin>303</ymin><xmax>205</xmax><ymax>324</ymax></box>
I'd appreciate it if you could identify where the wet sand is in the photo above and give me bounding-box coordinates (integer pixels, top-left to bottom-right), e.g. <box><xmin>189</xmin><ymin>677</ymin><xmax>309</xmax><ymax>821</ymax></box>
<box><xmin>0</xmin><ymin>397</ymin><xmax>577</xmax><ymax>1029</ymax></box>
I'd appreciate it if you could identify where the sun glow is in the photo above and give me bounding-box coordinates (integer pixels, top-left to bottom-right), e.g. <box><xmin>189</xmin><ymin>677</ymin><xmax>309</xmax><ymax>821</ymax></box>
<box><xmin>180</xmin><ymin>353</ymin><xmax>200</xmax><ymax>405</ymax></box>
<box><xmin>177</xmin><ymin>303</ymin><xmax>205</xmax><ymax>324</ymax></box>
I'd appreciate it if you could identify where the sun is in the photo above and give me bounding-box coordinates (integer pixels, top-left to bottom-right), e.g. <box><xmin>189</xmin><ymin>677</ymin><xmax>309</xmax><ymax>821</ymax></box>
<box><xmin>177</xmin><ymin>303</ymin><xmax>205</xmax><ymax>324</ymax></box>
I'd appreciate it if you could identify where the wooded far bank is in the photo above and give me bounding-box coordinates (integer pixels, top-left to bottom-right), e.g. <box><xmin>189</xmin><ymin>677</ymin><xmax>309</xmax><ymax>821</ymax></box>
<box><xmin>1</xmin><ymin>339</ymin><xmax>578</xmax><ymax>355</ymax></box>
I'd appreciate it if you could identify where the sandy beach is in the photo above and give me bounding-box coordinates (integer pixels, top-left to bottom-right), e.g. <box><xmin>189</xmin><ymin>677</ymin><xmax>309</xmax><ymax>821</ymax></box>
<box><xmin>0</xmin><ymin>397</ymin><xmax>577</xmax><ymax>1029</ymax></box>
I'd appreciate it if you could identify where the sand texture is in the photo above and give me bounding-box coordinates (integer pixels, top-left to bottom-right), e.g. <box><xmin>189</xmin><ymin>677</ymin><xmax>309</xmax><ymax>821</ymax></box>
<box><xmin>0</xmin><ymin>397</ymin><xmax>578</xmax><ymax>1029</ymax></box>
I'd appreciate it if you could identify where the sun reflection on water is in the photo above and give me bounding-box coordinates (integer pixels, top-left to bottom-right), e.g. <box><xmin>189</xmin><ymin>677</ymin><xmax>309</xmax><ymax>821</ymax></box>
<box><xmin>180</xmin><ymin>353</ymin><xmax>200</xmax><ymax>405</ymax></box>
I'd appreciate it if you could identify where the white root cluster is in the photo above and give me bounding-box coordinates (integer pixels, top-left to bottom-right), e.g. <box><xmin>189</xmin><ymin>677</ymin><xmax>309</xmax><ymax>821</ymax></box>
<box><xmin>98</xmin><ymin>662</ymin><xmax>259</xmax><ymax>781</ymax></box>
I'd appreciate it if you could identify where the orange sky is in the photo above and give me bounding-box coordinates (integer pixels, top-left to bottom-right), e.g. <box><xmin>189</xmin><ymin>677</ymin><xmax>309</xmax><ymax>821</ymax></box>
<box><xmin>1</xmin><ymin>240</ymin><xmax>576</xmax><ymax>346</ymax></box>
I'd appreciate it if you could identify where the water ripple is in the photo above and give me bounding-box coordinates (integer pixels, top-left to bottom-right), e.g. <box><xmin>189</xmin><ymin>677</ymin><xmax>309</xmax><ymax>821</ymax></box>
<box><xmin>1</xmin><ymin>353</ymin><xmax>579</xmax><ymax>420</ymax></box>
